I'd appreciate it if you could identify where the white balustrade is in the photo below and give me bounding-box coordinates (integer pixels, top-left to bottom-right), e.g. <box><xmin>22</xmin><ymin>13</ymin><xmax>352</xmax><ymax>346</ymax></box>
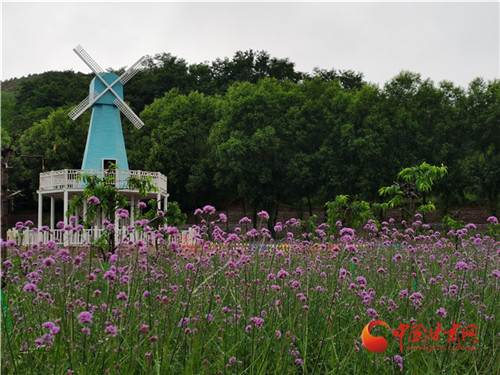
<box><xmin>39</xmin><ymin>169</ymin><xmax>167</xmax><ymax>195</ymax></box>
<box><xmin>6</xmin><ymin>227</ymin><xmax>185</xmax><ymax>247</ymax></box>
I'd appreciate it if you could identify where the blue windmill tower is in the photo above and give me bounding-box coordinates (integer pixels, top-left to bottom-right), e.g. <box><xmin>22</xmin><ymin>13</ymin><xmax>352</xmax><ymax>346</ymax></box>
<box><xmin>32</xmin><ymin>45</ymin><xmax>168</xmax><ymax>244</ymax></box>
<box><xmin>68</xmin><ymin>45</ymin><xmax>147</xmax><ymax>171</ymax></box>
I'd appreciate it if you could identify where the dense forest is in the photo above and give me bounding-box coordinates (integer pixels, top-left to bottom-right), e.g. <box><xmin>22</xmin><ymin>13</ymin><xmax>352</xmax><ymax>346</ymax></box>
<box><xmin>2</xmin><ymin>50</ymin><xmax>499</xmax><ymax>225</ymax></box>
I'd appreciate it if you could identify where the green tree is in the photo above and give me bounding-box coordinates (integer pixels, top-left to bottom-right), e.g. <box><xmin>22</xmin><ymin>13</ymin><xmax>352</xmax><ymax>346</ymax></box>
<box><xmin>17</xmin><ymin>106</ymin><xmax>89</xmax><ymax>197</ymax></box>
<box><xmin>138</xmin><ymin>89</ymin><xmax>220</xmax><ymax>209</ymax></box>
<box><xmin>13</xmin><ymin>71</ymin><xmax>90</xmax><ymax>130</ymax></box>
<box><xmin>325</xmin><ymin>195</ymin><xmax>373</xmax><ymax>235</ymax></box>
<box><xmin>210</xmin><ymin>78</ymin><xmax>303</xmax><ymax>225</ymax></box>
<box><xmin>459</xmin><ymin>79</ymin><xmax>500</xmax><ymax>213</ymax></box>
<box><xmin>211</xmin><ymin>50</ymin><xmax>302</xmax><ymax>93</ymax></box>
<box><xmin>310</xmin><ymin>67</ymin><xmax>365</xmax><ymax>89</ymax></box>
<box><xmin>379</xmin><ymin>162</ymin><xmax>448</xmax><ymax>221</ymax></box>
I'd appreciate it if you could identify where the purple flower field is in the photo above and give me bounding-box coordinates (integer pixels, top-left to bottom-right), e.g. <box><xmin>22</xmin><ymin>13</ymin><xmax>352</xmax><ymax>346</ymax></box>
<box><xmin>1</xmin><ymin>208</ymin><xmax>499</xmax><ymax>374</ymax></box>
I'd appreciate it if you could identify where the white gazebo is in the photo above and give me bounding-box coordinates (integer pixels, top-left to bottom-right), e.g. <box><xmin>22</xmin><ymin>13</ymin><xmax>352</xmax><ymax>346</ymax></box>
<box><xmin>37</xmin><ymin>168</ymin><xmax>168</xmax><ymax>229</ymax></box>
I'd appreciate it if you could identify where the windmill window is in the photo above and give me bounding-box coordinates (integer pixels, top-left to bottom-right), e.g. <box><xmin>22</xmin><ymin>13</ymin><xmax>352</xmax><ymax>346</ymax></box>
<box><xmin>103</xmin><ymin>159</ymin><xmax>117</xmax><ymax>170</ymax></box>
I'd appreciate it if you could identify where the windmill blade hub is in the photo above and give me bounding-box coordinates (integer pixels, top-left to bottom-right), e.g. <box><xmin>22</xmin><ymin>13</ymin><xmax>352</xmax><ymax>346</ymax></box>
<box><xmin>90</xmin><ymin>72</ymin><xmax>123</xmax><ymax>106</ymax></box>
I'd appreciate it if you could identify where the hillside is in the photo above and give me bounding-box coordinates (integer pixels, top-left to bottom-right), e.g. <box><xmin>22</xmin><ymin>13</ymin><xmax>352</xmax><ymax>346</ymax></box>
<box><xmin>1</xmin><ymin>50</ymin><xmax>499</xmax><ymax>227</ymax></box>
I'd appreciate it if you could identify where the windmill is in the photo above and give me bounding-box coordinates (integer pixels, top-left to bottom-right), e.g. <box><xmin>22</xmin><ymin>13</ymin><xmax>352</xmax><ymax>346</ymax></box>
<box><xmin>6</xmin><ymin>45</ymin><xmax>168</xmax><ymax>247</ymax></box>
<box><xmin>69</xmin><ymin>45</ymin><xmax>147</xmax><ymax>170</ymax></box>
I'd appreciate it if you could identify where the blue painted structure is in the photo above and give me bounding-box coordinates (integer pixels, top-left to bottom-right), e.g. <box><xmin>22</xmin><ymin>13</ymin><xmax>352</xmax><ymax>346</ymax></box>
<box><xmin>81</xmin><ymin>73</ymin><xmax>129</xmax><ymax>170</ymax></box>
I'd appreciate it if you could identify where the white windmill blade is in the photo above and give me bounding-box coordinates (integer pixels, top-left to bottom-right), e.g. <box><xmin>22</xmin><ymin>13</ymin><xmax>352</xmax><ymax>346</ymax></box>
<box><xmin>74</xmin><ymin>45</ymin><xmax>105</xmax><ymax>75</ymax></box>
<box><xmin>68</xmin><ymin>91</ymin><xmax>101</xmax><ymax>120</ymax></box>
<box><xmin>68</xmin><ymin>94</ymin><xmax>91</xmax><ymax>120</ymax></box>
<box><xmin>113</xmin><ymin>98</ymin><xmax>144</xmax><ymax>129</ymax></box>
<box><xmin>119</xmin><ymin>56</ymin><xmax>148</xmax><ymax>85</ymax></box>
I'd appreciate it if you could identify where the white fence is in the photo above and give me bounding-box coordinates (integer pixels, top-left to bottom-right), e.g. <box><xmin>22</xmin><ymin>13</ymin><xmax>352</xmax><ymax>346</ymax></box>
<box><xmin>6</xmin><ymin>227</ymin><xmax>196</xmax><ymax>248</ymax></box>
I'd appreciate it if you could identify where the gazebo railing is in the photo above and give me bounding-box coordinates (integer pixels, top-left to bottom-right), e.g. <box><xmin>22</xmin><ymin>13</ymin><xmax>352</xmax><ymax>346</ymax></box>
<box><xmin>39</xmin><ymin>169</ymin><xmax>167</xmax><ymax>195</ymax></box>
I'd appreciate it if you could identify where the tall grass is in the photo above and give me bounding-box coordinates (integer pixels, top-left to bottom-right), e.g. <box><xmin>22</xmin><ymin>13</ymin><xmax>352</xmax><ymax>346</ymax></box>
<box><xmin>1</xmin><ymin>211</ymin><xmax>499</xmax><ymax>374</ymax></box>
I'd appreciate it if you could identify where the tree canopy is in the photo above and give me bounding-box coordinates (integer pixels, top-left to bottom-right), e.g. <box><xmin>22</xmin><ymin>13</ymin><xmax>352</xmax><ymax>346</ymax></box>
<box><xmin>2</xmin><ymin>50</ymin><xmax>499</xmax><ymax>222</ymax></box>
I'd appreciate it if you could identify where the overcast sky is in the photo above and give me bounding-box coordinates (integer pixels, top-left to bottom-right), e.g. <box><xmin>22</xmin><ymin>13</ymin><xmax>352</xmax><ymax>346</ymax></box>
<box><xmin>2</xmin><ymin>1</ymin><xmax>499</xmax><ymax>88</ymax></box>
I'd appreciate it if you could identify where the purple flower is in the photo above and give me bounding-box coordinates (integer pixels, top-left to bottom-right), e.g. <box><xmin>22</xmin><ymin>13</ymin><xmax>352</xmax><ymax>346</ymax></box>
<box><xmin>277</xmin><ymin>269</ymin><xmax>289</xmax><ymax>279</ymax></box>
<box><xmin>339</xmin><ymin>268</ymin><xmax>347</xmax><ymax>279</ymax></box>
<box><xmin>436</xmin><ymin>307</ymin><xmax>447</xmax><ymax>317</ymax></box>
<box><xmin>23</xmin><ymin>283</ymin><xmax>38</xmax><ymax>293</ymax></box>
<box><xmin>117</xmin><ymin>209</ymin><xmax>129</xmax><ymax>219</ymax></box>
<box><xmin>257</xmin><ymin>210</ymin><xmax>270</xmax><ymax>221</ymax></box>
<box><xmin>455</xmin><ymin>261</ymin><xmax>469</xmax><ymax>270</ymax></box>
<box><xmin>87</xmin><ymin>196</ymin><xmax>100</xmax><ymax>205</ymax></box>
<box><xmin>203</xmin><ymin>205</ymin><xmax>216</xmax><ymax>214</ymax></box>
<box><xmin>138</xmin><ymin>202</ymin><xmax>147</xmax><ymax>208</ymax></box>
<box><xmin>409</xmin><ymin>292</ymin><xmax>424</xmax><ymax>300</ymax></box>
<box><xmin>105</xmin><ymin>325</ymin><xmax>118</xmax><ymax>336</ymax></box>
<box><xmin>219</xmin><ymin>213</ymin><xmax>227</xmax><ymax>222</ymax></box>
<box><xmin>487</xmin><ymin>216</ymin><xmax>498</xmax><ymax>224</ymax></box>
<box><xmin>78</xmin><ymin>311</ymin><xmax>93</xmax><ymax>324</ymax></box>
<box><xmin>116</xmin><ymin>292</ymin><xmax>128</xmax><ymax>301</ymax></box>
<box><xmin>250</xmin><ymin>317</ymin><xmax>265</xmax><ymax>329</ymax></box>
<box><xmin>42</xmin><ymin>321</ymin><xmax>56</xmax><ymax>330</ymax></box>
<box><xmin>339</xmin><ymin>227</ymin><xmax>354</xmax><ymax>236</ymax></box>
<box><xmin>42</xmin><ymin>257</ymin><xmax>55</xmax><ymax>267</ymax></box>
<box><xmin>355</xmin><ymin>276</ymin><xmax>367</xmax><ymax>285</ymax></box>
<box><xmin>366</xmin><ymin>308</ymin><xmax>379</xmax><ymax>318</ymax></box>
<box><xmin>246</xmin><ymin>229</ymin><xmax>259</xmax><ymax>238</ymax></box>
<box><xmin>394</xmin><ymin>355</ymin><xmax>403</xmax><ymax>370</ymax></box>
<box><xmin>392</xmin><ymin>254</ymin><xmax>402</xmax><ymax>262</ymax></box>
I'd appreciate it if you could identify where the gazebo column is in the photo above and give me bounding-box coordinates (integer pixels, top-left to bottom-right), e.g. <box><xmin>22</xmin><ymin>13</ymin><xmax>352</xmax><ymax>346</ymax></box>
<box><xmin>83</xmin><ymin>199</ymin><xmax>88</xmax><ymax>221</ymax></box>
<box><xmin>157</xmin><ymin>192</ymin><xmax>161</xmax><ymax>210</ymax></box>
<box><xmin>37</xmin><ymin>193</ymin><xmax>43</xmax><ymax>245</ymax></box>
<box><xmin>50</xmin><ymin>197</ymin><xmax>55</xmax><ymax>230</ymax></box>
<box><xmin>63</xmin><ymin>190</ymin><xmax>69</xmax><ymax>246</ymax></box>
<box><xmin>130</xmin><ymin>196</ymin><xmax>135</xmax><ymax>224</ymax></box>
<box><xmin>164</xmin><ymin>195</ymin><xmax>168</xmax><ymax>213</ymax></box>
<box><xmin>114</xmin><ymin>211</ymin><xmax>119</xmax><ymax>247</ymax></box>
<box><xmin>37</xmin><ymin>192</ymin><xmax>43</xmax><ymax>229</ymax></box>
<box><xmin>63</xmin><ymin>190</ymin><xmax>69</xmax><ymax>227</ymax></box>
